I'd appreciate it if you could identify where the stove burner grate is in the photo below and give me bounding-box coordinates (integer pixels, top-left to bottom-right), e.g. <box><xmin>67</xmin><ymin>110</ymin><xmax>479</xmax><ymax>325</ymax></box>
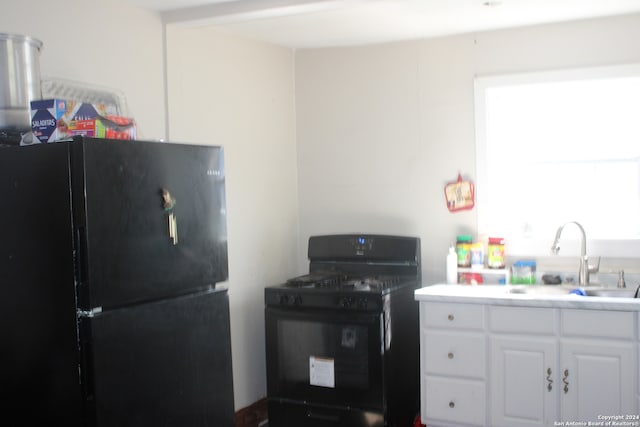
<box><xmin>285</xmin><ymin>273</ymin><xmax>402</xmax><ymax>291</ymax></box>
<box><xmin>286</xmin><ymin>273</ymin><xmax>347</xmax><ymax>288</ymax></box>
<box><xmin>341</xmin><ymin>275</ymin><xmax>401</xmax><ymax>291</ymax></box>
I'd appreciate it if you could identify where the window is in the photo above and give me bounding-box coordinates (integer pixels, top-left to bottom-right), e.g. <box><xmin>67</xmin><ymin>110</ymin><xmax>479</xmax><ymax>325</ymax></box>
<box><xmin>475</xmin><ymin>64</ymin><xmax>640</xmax><ymax>257</ymax></box>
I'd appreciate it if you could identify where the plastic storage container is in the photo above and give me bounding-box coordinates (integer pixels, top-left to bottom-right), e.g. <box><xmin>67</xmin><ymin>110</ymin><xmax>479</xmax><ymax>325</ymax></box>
<box><xmin>511</xmin><ymin>260</ymin><xmax>536</xmax><ymax>284</ymax></box>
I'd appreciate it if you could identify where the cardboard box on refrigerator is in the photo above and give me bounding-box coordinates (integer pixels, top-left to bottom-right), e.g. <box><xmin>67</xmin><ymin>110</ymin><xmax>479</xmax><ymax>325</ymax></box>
<box><xmin>67</xmin><ymin>116</ymin><xmax>136</xmax><ymax>140</ymax></box>
<box><xmin>30</xmin><ymin>98</ymin><xmax>134</xmax><ymax>143</ymax></box>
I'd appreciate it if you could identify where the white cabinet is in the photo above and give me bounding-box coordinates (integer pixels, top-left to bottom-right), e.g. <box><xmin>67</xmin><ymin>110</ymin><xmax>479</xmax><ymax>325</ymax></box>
<box><xmin>424</xmin><ymin>377</ymin><xmax>485</xmax><ymax>426</ymax></box>
<box><xmin>489</xmin><ymin>307</ymin><xmax>636</xmax><ymax>426</ymax></box>
<box><xmin>420</xmin><ymin>302</ymin><xmax>486</xmax><ymax>426</ymax></box>
<box><xmin>419</xmin><ymin>301</ymin><xmax>638</xmax><ymax>427</ymax></box>
<box><xmin>489</xmin><ymin>307</ymin><xmax>558</xmax><ymax>427</ymax></box>
<box><xmin>490</xmin><ymin>336</ymin><xmax>557</xmax><ymax>426</ymax></box>
<box><xmin>560</xmin><ymin>310</ymin><xmax>636</xmax><ymax>421</ymax></box>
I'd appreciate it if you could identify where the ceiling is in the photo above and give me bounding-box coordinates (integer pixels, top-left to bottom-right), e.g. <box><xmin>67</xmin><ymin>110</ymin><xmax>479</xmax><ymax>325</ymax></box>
<box><xmin>127</xmin><ymin>0</ymin><xmax>640</xmax><ymax>49</ymax></box>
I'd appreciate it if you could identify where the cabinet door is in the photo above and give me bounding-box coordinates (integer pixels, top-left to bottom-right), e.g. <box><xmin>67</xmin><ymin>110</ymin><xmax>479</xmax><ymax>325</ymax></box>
<box><xmin>560</xmin><ymin>339</ymin><xmax>635</xmax><ymax>422</ymax></box>
<box><xmin>490</xmin><ymin>336</ymin><xmax>557</xmax><ymax>427</ymax></box>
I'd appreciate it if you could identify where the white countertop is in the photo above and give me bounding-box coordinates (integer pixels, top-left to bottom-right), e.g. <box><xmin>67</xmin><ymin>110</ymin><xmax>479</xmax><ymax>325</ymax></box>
<box><xmin>415</xmin><ymin>284</ymin><xmax>640</xmax><ymax>311</ymax></box>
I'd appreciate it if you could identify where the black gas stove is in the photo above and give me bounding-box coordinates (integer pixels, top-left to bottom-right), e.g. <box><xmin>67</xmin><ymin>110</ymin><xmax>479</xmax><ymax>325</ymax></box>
<box><xmin>265</xmin><ymin>234</ymin><xmax>420</xmax><ymax>312</ymax></box>
<box><xmin>265</xmin><ymin>234</ymin><xmax>421</xmax><ymax>427</ymax></box>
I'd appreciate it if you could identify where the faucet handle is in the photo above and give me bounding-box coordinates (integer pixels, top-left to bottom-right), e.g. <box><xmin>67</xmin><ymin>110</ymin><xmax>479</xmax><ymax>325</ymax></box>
<box><xmin>587</xmin><ymin>256</ymin><xmax>600</xmax><ymax>274</ymax></box>
<box><xmin>618</xmin><ymin>270</ymin><xmax>626</xmax><ymax>288</ymax></box>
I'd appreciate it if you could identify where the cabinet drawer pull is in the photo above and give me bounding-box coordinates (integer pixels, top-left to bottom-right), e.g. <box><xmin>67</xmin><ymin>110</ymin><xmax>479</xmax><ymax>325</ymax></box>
<box><xmin>447</xmin><ymin>314</ymin><xmax>455</xmax><ymax>321</ymax></box>
<box><xmin>563</xmin><ymin>369</ymin><xmax>569</xmax><ymax>394</ymax></box>
<box><xmin>449</xmin><ymin>401</ymin><xmax>455</xmax><ymax>408</ymax></box>
<box><xmin>546</xmin><ymin>367</ymin><xmax>553</xmax><ymax>392</ymax></box>
<box><xmin>447</xmin><ymin>352</ymin><xmax>454</xmax><ymax>359</ymax></box>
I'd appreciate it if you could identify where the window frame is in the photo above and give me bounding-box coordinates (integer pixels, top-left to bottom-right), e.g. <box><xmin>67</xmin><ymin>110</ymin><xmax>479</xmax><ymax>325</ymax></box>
<box><xmin>474</xmin><ymin>63</ymin><xmax>640</xmax><ymax>258</ymax></box>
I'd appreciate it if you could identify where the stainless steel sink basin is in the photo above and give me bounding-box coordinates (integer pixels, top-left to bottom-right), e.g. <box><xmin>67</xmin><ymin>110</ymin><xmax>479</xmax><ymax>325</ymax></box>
<box><xmin>583</xmin><ymin>287</ymin><xmax>638</xmax><ymax>298</ymax></box>
<box><xmin>506</xmin><ymin>285</ymin><xmax>640</xmax><ymax>298</ymax></box>
<box><xmin>506</xmin><ymin>285</ymin><xmax>571</xmax><ymax>296</ymax></box>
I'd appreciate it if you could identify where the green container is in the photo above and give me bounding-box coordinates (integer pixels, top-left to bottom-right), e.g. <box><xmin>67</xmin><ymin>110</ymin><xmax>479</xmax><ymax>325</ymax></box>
<box><xmin>511</xmin><ymin>260</ymin><xmax>536</xmax><ymax>284</ymax></box>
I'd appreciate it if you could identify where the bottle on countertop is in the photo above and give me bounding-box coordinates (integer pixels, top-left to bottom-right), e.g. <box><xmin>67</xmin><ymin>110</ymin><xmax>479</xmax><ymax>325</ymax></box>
<box><xmin>446</xmin><ymin>246</ymin><xmax>457</xmax><ymax>284</ymax></box>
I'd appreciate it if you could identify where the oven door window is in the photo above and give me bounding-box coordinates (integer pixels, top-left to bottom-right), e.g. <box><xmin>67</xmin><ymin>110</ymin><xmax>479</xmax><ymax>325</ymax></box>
<box><xmin>266</xmin><ymin>307</ymin><xmax>383</xmax><ymax>409</ymax></box>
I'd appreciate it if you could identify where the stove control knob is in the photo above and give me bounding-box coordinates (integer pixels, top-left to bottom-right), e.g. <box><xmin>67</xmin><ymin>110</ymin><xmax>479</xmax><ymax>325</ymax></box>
<box><xmin>357</xmin><ymin>298</ymin><xmax>368</xmax><ymax>308</ymax></box>
<box><xmin>293</xmin><ymin>295</ymin><xmax>303</xmax><ymax>306</ymax></box>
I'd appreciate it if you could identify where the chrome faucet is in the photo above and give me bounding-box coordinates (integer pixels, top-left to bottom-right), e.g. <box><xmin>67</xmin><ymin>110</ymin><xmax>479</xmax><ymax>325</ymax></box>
<box><xmin>551</xmin><ymin>221</ymin><xmax>597</xmax><ymax>286</ymax></box>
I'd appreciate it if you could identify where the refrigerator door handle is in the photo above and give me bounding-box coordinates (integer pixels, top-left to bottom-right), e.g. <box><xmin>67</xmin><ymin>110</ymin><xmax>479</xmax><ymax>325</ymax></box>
<box><xmin>168</xmin><ymin>213</ymin><xmax>178</xmax><ymax>245</ymax></box>
<box><xmin>78</xmin><ymin>307</ymin><xmax>103</xmax><ymax>318</ymax></box>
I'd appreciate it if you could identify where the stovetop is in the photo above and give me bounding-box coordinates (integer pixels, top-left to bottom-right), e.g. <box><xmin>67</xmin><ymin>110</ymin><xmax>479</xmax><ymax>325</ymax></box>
<box><xmin>265</xmin><ymin>234</ymin><xmax>421</xmax><ymax>310</ymax></box>
<box><xmin>285</xmin><ymin>273</ymin><xmax>402</xmax><ymax>292</ymax></box>
<box><xmin>266</xmin><ymin>272</ymin><xmax>418</xmax><ymax>311</ymax></box>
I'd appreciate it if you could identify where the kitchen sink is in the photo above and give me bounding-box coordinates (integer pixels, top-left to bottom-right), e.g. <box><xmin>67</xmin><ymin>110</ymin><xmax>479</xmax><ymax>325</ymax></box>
<box><xmin>506</xmin><ymin>285</ymin><xmax>571</xmax><ymax>296</ymax></box>
<box><xmin>506</xmin><ymin>285</ymin><xmax>640</xmax><ymax>298</ymax></box>
<box><xmin>583</xmin><ymin>287</ymin><xmax>639</xmax><ymax>298</ymax></box>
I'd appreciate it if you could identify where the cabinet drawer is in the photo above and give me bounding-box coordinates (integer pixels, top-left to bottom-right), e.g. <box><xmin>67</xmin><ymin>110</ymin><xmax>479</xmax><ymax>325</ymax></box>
<box><xmin>424</xmin><ymin>330</ymin><xmax>485</xmax><ymax>378</ymax></box>
<box><xmin>490</xmin><ymin>306</ymin><xmax>556</xmax><ymax>334</ymax></box>
<box><xmin>424</xmin><ymin>376</ymin><xmax>485</xmax><ymax>426</ymax></box>
<box><xmin>421</xmin><ymin>302</ymin><xmax>484</xmax><ymax>330</ymax></box>
<box><xmin>562</xmin><ymin>309</ymin><xmax>635</xmax><ymax>339</ymax></box>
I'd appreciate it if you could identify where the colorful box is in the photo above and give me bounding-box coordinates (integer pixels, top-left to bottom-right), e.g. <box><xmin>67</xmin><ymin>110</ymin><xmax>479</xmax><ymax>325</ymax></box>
<box><xmin>30</xmin><ymin>98</ymin><xmax>126</xmax><ymax>143</ymax></box>
<box><xmin>67</xmin><ymin>116</ymin><xmax>136</xmax><ymax>140</ymax></box>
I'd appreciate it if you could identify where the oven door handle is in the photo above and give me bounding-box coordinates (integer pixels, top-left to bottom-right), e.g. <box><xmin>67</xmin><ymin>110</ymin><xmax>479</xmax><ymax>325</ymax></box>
<box><xmin>266</xmin><ymin>306</ymin><xmax>380</xmax><ymax>324</ymax></box>
<box><xmin>307</xmin><ymin>409</ymin><xmax>340</xmax><ymax>423</ymax></box>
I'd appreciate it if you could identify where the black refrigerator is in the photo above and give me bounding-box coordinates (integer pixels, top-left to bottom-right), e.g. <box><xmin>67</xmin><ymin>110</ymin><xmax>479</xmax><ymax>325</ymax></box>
<box><xmin>0</xmin><ymin>137</ymin><xmax>235</xmax><ymax>426</ymax></box>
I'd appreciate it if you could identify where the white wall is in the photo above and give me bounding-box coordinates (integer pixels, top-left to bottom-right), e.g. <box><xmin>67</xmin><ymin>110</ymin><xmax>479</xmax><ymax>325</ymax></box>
<box><xmin>164</xmin><ymin>26</ymin><xmax>299</xmax><ymax>410</ymax></box>
<box><xmin>295</xmin><ymin>13</ymin><xmax>640</xmax><ymax>283</ymax></box>
<box><xmin>5</xmin><ymin>0</ymin><xmax>640</xmax><ymax>413</ymax></box>
<box><xmin>0</xmin><ymin>0</ymin><xmax>166</xmax><ymax>141</ymax></box>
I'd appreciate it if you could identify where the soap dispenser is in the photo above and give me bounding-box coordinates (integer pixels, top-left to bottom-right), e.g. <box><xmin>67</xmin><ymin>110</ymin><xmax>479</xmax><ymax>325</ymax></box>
<box><xmin>446</xmin><ymin>246</ymin><xmax>458</xmax><ymax>284</ymax></box>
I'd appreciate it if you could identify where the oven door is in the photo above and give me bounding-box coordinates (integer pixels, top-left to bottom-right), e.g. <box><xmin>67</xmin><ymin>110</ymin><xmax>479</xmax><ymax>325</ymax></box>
<box><xmin>265</xmin><ymin>305</ymin><xmax>384</xmax><ymax>411</ymax></box>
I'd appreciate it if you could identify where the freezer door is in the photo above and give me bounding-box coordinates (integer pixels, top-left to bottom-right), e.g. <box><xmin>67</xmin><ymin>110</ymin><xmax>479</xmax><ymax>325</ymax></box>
<box><xmin>72</xmin><ymin>138</ymin><xmax>228</xmax><ymax>309</ymax></box>
<box><xmin>81</xmin><ymin>288</ymin><xmax>235</xmax><ymax>427</ymax></box>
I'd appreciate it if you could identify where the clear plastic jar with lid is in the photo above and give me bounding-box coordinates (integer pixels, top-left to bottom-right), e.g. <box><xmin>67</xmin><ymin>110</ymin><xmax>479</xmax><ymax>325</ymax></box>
<box><xmin>487</xmin><ymin>237</ymin><xmax>505</xmax><ymax>269</ymax></box>
<box><xmin>511</xmin><ymin>260</ymin><xmax>536</xmax><ymax>284</ymax></box>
